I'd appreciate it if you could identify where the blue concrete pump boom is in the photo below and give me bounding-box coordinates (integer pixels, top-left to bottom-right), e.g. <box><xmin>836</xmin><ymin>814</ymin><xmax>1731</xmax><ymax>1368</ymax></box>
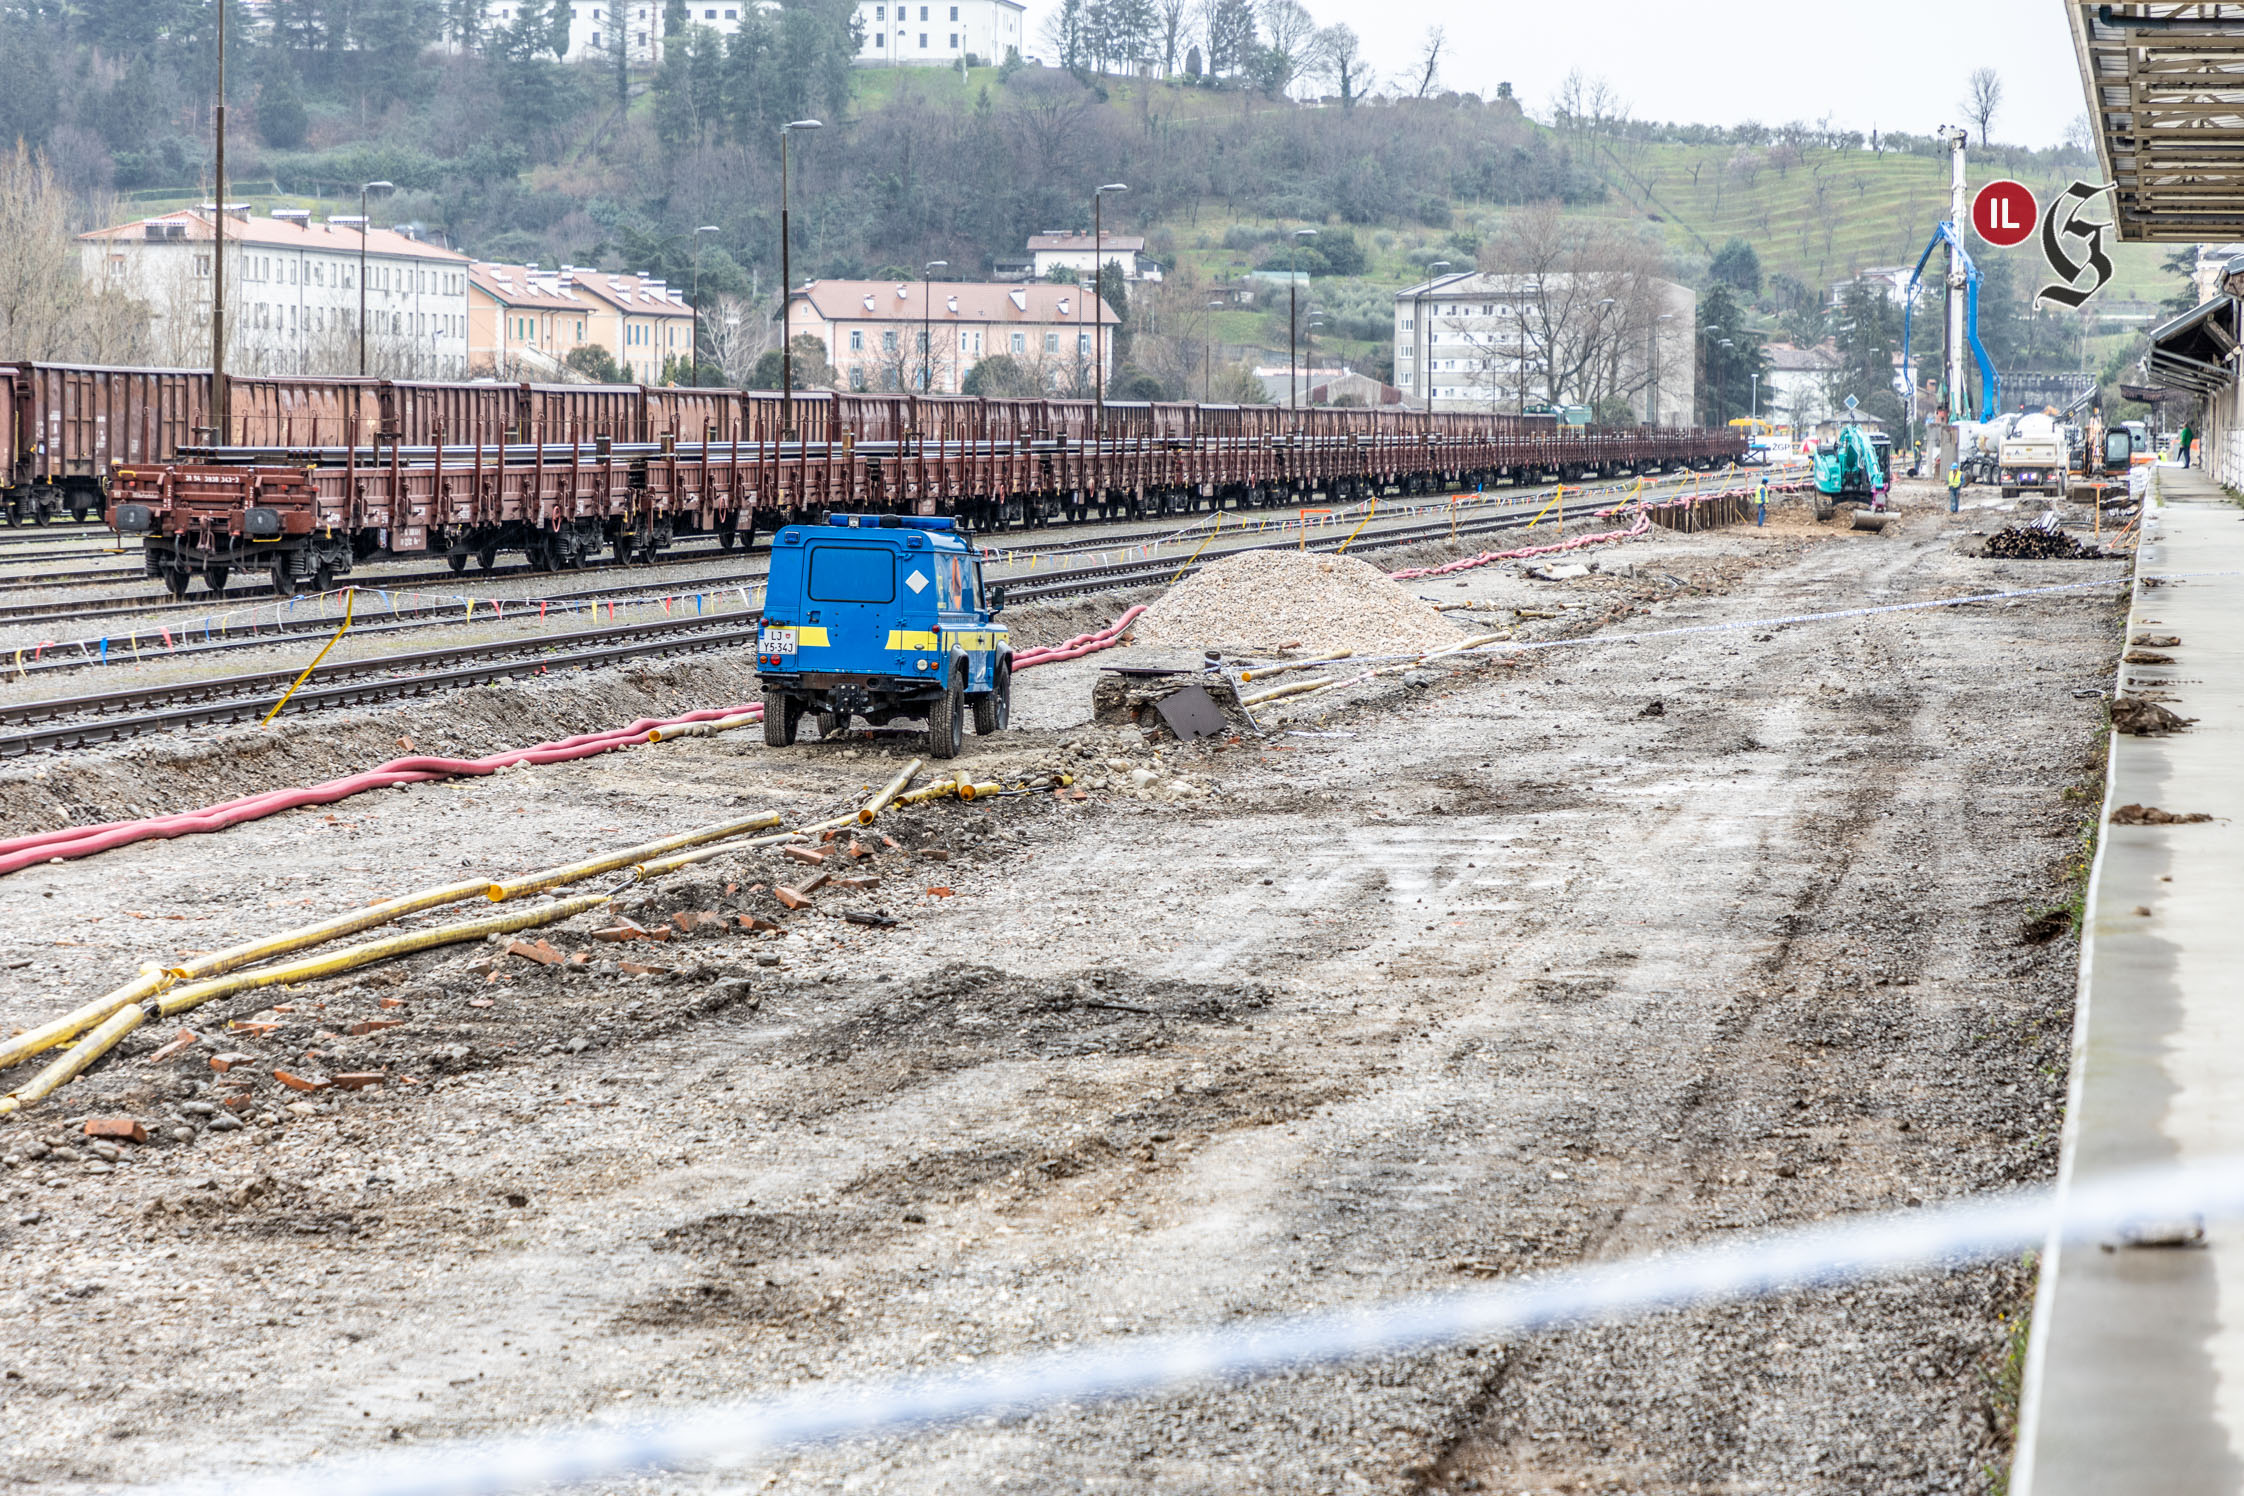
<box><xmin>1903</xmin><ymin>221</ymin><xmax>2001</xmax><ymax>427</ymax></box>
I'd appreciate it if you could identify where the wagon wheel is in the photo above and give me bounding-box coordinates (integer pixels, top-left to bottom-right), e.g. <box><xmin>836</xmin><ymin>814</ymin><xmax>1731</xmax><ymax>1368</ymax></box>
<box><xmin>446</xmin><ymin>553</ymin><xmax>467</xmax><ymax>574</ymax></box>
<box><xmin>205</xmin><ymin>565</ymin><xmax>230</xmax><ymax>594</ymax></box>
<box><xmin>162</xmin><ymin>566</ymin><xmax>190</xmax><ymax>599</ymax></box>
<box><xmin>476</xmin><ymin>544</ymin><xmax>499</xmax><ymax>571</ymax></box>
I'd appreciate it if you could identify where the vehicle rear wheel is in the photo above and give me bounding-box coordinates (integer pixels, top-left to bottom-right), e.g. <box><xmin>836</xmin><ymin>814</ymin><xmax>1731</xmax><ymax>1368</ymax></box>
<box><xmin>926</xmin><ymin>667</ymin><xmax>964</xmax><ymax>760</ymax></box>
<box><xmin>973</xmin><ymin>659</ymin><xmax>1010</xmax><ymax>735</ymax></box>
<box><xmin>815</xmin><ymin>710</ymin><xmax>848</xmax><ymax>740</ymax></box>
<box><xmin>761</xmin><ymin>690</ymin><xmax>801</xmax><ymax>748</ymax></box>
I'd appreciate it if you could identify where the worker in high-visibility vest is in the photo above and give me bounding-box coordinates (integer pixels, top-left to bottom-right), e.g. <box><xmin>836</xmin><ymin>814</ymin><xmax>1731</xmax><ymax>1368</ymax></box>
<box><xmin>1947</xmin><ymin>464</ymin><xmax>1964</xmax><ymax>513</ymax></box>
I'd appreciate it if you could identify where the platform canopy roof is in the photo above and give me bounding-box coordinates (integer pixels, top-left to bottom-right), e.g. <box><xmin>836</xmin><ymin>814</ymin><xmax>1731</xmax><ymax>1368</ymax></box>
<box><xmin>2072</xmin><ymin>3</ymin><xmax>2244</xmax><ymax>240</ymax></box>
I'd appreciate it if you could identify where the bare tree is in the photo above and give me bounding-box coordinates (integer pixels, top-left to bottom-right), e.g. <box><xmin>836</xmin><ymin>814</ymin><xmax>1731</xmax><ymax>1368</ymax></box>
<box><xmin>1458</xmin><ymin>201</ymin><xmax>1675</xmax><ymax>416</ymax></box>
<box><xmin>0</xmin><ymin>144</ymin><xmax>151</xmax><ymax>363</ymax></box>
<box><xmin>1410</xmin><ymin>26</ymin><xmax>1444</xmax><ymax>98</ymax></box>
<box><xmin>1963</xmin><ymin>67</ymin><xmax>2003</xmax><ymax>148</ymax></box>
<box><xmin>1153</xmin><ymin>0</ymin><xmax>1191</xmax><ymax>74</ymax></box>
<box><xmin>1312</xmin><ymin>24</ymin><xmax>1371</xmax><ymax>107</ymax></box>
<box><xmin>704</xmin><ymin>293</ymin><xmax>779</xmax><ymax>386</ymax></box>
<box><xmin>1258</xmin><ymin>0</ymin><xmax>1320</xmax><ymax>96</ymax></box>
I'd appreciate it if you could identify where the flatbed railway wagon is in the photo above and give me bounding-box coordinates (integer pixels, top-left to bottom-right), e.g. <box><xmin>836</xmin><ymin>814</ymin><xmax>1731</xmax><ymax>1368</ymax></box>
<box><xmin>110</xmin><ymin>397</ymin><xmax>1746</xmax><ymax>597</ymax></box>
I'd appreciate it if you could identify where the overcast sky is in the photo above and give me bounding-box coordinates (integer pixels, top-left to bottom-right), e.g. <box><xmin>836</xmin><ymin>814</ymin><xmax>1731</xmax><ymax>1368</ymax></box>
<box><xmin>1015</xmin><ymin>0</ymin><xmax>2085</xmax><ymax>149</ymax></box>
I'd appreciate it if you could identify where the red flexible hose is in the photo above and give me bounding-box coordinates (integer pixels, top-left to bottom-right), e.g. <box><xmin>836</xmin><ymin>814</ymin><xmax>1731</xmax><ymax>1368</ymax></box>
<box><xmin>0</xmin><ymin>605</ymin><xmax>1149</xmax><ymax>877</ymax></box>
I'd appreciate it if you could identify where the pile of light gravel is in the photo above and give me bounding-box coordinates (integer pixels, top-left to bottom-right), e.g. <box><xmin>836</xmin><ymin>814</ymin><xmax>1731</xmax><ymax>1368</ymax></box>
<box><xmin>1134</xmin><ymin>548</ymin><xmax>1465</xmax><ymax>657</ymax></box>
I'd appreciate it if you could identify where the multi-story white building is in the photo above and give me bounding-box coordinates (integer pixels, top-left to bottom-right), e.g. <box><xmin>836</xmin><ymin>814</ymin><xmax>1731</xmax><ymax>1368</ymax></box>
<box><xmin>79</xmin><ymin>208</ymin><xmax>472</xmax><ymax>378</ymax></box>
<box><xmin>477</xmin><ymin>2</ymin><xmax>768</xmax><ymax>65</ymax></box>
<box><xmin>855</xmin><ymin>0</ymin><xmax>1025</xmax><ymax>65</ymax></box>
<box><xmin>790</xmin><ymin>279</ymin><xmax>1116</xmax><ymax>393</ymax></box>
<box><xmin>1393</xmin><ymin>270</ymin><xmax>1696</xmax><ymax>422</ymax></box>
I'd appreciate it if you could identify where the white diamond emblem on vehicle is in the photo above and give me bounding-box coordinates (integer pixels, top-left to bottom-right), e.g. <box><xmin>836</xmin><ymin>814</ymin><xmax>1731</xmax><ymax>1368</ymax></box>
<box><xmin>905</xmin><ymin>569</ymin><xmax>929</xmax><ymax>594</ymax></box>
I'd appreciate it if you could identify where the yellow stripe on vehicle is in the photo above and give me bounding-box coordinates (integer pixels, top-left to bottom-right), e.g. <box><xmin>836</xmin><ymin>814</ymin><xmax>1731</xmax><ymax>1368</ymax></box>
<box><xmin>886</xmin><ymin>630</ymin><xmax>940</xmax><ymax>650</ymax></box>
<box><xmin>797</xmin><ymin>627</ymin><xmax>830</xmax><ymax>647</ymax></box>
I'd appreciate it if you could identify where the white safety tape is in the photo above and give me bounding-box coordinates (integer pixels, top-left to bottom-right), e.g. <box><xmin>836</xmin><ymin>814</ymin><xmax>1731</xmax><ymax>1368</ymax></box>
<box><xmin>152</xmin><ymin>1155</ymin><xmax>2244</xmax><ymax>1496</ymax></box>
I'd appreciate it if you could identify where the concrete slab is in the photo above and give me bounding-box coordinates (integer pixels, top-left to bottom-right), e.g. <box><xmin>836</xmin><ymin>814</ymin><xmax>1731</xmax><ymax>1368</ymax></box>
<box><xmin>2016</xmin><ymin>465</ymin><xmax>2244</xmax><ymax>1493</ymax></box>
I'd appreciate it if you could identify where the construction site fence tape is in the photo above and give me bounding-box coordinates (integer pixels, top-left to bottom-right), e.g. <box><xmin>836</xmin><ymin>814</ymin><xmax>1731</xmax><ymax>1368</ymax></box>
<box><xmin>152</xmin><ymin>1155</ymin><xmax>2244</xmax><ymax>1496</ymax></box>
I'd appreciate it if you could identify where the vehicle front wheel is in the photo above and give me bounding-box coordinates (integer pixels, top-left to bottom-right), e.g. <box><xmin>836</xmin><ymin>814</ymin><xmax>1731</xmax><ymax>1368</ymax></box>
<box><xmin>926</xmin><ymin>668</ymin><xmax>965</xmax><ymax>760</ymax></box>
<box><xmin>972</xmin><ymin>659</ymin><xmax>1010</xmax><ymax>735</ymax></box>
<box><xmin>762</xmin><ymin>690</ymin><xmax>801</xmax><ymax>748</ymax></box>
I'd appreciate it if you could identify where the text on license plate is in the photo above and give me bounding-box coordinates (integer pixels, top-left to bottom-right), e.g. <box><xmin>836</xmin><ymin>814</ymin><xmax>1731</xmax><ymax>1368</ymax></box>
<box><xmin>759</xmin><ymin>627</ymin><xmax>797</xmax><ymax>655</ymax></box>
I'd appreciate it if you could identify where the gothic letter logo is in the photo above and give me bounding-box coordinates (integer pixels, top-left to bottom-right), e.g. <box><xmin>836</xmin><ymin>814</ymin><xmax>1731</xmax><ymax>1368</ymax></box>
<box><xmin>2037</xmin><ymin>181</ymin><xmax>2118</xmax><ymax>309</ymax></box>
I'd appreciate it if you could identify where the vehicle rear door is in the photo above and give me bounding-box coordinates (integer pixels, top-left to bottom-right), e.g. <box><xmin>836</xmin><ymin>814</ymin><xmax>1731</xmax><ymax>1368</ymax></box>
<box><xmin>801</xmin><ymin>540</ymin><xmax>898</xmax><ymax>673</ymax></box>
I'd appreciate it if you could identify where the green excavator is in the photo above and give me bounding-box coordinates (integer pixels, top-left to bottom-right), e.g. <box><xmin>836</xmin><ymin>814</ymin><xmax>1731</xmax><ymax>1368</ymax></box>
<box><xmin>1813</xmin><ymin>402</ymin><xmax>1892</xmax><ymax>531</ymax></box>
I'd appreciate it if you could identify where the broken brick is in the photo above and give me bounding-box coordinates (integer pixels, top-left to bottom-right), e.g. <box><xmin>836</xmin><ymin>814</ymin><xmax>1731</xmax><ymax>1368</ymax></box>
<box><xmin>505</xmin><ymin>939</ymin><xmax>564</xmax><ymax>966</ymax></box>
<box><xmin>568</xmin><ymin>952</ymin><xmax>591</xmax><ymax>966</ymax></box>
<box><xmin>83</xmin><ymin>1118</ymin><xmax>147</xmax><ymax>1144</ymax></box>
<box><xmin>831</xmin><ymin>875</ymin><xmax>881</xmax><ymax>890</ymax></box>
<box><xmin>738</xmin><ymin>915</ymin><xmax>784</xmax><ymax>933</ymax></box>
<box><xmin>273</xmin><ymin>1070</ymin><xmax>329</xmax><ymax>1092</ymax></box>
<box><xmin>846</xmin><ymin>840</ymin><xmax>872</xmax><ymax>860</ymax></box>
<box><xmin>378</xmin><ymin>996</ymin><xmax>408</xmax><ymax>1009</ymax></box>
<box><xmin>672</xmin><ymin>910</ymin><xmax>725</xmax><ymax>933</ymax></box>
<box><xmin>773</xmin><ymin>886</ymin><xmax>811</xmax><ymax>911</ymax></box>
<box><xmin>347</xmin><ymin>1019</ymin><xmax>404</xmax><ymax>1037</ymax></box>
<box><xmin>924</xmin><ymin>887</ymin><xmax>955</xmax><ymax>898</ymax></box>
<box><xmin>781</xmin><ymin>845</ymin><xmax>829</xmax><ymax>866</ymax></box>
<box><xmin>222</xmin><ymin>1093</ymin><xmax>254</xmax><ymax>1111</ymax></box>
<box><xmin>208</xmin><ymin>1052</ymin><xmax>256</xmax><ymax>1073</ymax></box>
<box><xmin>143</xmin><ymin>1030</ymin><xmax>200</xmax><ymax>1065</ymax></box>
<box><xmin>329</xmin><ymin>1073</ymin><xmax>385</xmax><ymax>1091</ymax></box>
<box><xmin>881</xmin><ymin>835</ymin><xmax>901</xmax><ymax>850</ymax></box>
<box><xmin>230</xmin><ymin>1020</ymin><xmax>283</xmax><ymax>1037</ymax></box>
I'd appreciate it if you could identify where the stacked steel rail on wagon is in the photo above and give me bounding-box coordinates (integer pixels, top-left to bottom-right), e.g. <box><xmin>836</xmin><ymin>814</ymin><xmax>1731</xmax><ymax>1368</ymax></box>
<box><xmin>1</xmin><ymin>361</ymin><xmax>1743</xmax><ymax>592</ymax></box>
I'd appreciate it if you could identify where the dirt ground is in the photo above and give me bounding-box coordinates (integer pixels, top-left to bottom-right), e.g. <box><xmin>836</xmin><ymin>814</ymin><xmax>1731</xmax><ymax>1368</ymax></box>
<box><xmin>0</xmin><ymin>482</ymin><xmax>2125</xmax><ymax>1494</ymax></box>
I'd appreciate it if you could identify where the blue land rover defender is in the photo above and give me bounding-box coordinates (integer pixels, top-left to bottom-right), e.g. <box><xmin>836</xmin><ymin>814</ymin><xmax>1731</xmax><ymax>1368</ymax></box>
<box><xmin>755</xmin><ymin>514</ymin><xmax>1011</xmax><ymax>759</ymax></box>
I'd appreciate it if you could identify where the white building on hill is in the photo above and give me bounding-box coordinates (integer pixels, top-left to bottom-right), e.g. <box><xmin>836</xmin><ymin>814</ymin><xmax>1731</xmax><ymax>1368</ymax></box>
<box><xmin>854</xmin><ymin>0</ymin><xmax>1026</xmax><ymax>65</ymax></box>
<box><xmin>79</xmin><ymin>207</ymin><xmax>471</xmax><ymax>378</ymax></box>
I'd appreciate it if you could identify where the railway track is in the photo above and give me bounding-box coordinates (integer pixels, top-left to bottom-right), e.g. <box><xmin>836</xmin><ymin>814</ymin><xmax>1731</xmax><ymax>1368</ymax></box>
<box><xmin>0</xmin><ymin>491</ymin><xmax>1625</xmax><ymax>754</ymax></box>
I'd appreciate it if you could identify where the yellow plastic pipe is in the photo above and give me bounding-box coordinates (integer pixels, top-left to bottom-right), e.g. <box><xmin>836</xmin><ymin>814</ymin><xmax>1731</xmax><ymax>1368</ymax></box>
<box><xmin>1</xmin><ymin>892</ymin><xmax>609</xmax><ymax>1115</ymax></box>
<box><xmin>154</xmin><ymin>892</ymin><xmax>612</xmax><ymax>1021</ymax></box>
<box><xmin>644</xmin><ymin>711</ymin><xmax>761</xmax><ymax>744</ymax></box>
<box><xmin>955</xmin><ymin>782</ymin><xmax>1003</xmax><ymax>801</ymax></box>
<box><xmin>858</xmin><ymin>758</ymin><xmax>924</xmax><ymax>823</ymax></box>
<box><xmin>0</xmin><ymin>969</ymin><xmax>167</xmax><ymax>1080</ymax></box>
<box><xmin>0</xmin><ymin>877</ymin><xmax>492</xmax><ymax>1078</ymax></box>
<box><xmin>632</xmin><ymin>831</ymin><xmax>804</xmax><ymax>880</ymax></box>
<box><xmin>1238</xmin><ymin>652</ymin><xmax>1352</xmax><ymax>683</ymax></box>
<box><xmin>485</xmin><ymin>813</ymin><xmax>783</xmax><ymax>901</ymax></box>
<box><xmin>897</xmin><ymin>779</ymin><xmax>961</xmax><ymax>805</ymax></box>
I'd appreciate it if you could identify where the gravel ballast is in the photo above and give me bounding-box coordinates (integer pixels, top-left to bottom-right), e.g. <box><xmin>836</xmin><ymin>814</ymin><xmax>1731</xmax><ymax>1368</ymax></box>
<box><xmin>1133</xmin><ymin>548</ymin><xmax>1466</xmax><ymax>656</ymax></box>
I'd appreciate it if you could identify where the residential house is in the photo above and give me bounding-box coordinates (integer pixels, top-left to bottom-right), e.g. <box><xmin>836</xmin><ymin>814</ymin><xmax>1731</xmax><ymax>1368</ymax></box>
<box><xmin>788</xmin><ymin>279</ymin><xmax>1118</xmax><ymax>394</ymax></box>
<box><xmin>1027</xmin><ymin>232</ymin><xmax>1154</xmax><ymax>282</ymax></box>
<box><xmin>1761</xmin><ymin>342</ymin><xmax>1844</xmax><ymax>431</ymax></box>
<box><xmin>78</xmin><ymin>207</ymin><xmax>471</xmax><ymax>377</ymax></box>
<box><xmin>466</xmin><ymin>264</ymin><xmax>599</xmax><ymax>378</ymax></box>
<box><xmin>565</xmin><ymin>270</ymin><xmax>697</xmax><ymax>384</ymax></box>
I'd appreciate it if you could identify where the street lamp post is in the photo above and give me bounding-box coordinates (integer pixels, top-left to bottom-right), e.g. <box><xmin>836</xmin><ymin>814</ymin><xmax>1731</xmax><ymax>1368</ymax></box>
<box><xmin>921</xmin><ymin>259</ymin><xmax>948</xmax><ymax>393</ymax></box>
<box><xmin>690</xmin><ymin>225</ymin><xmax>719</xmax><ymax>386</ymax></box>
<box><xmin>1205</xmin><ymin>298</ymin><xmax>1222</xmax><ymax>403</ymax></box>
<box><xmin>1289</xmin><ymin>227</ymin><xmax>1317</xmax><ymax>411</ymax></box>
<box><xmin>1092</xmin><ymin>183</ymin><xmax>1127</xmax><ymax>431</ymax></box>
<box><xmin>1648</xmin><ymin>312</ymin><xmax>1673</xmax><ymax>426</ymax></box>
<box><xmin>779</xmin><ymin>119</ymin><xmax>822</xmax><ymax>440</ymax></box>
<box><xmin>1418</xmin><ymin>259</ymin><xmax>1449</xmax><ymax>413</ymax></box>
<box><xmin>356</xmin><ymin>181</ymin><xmax>393</xmax><ymax>377</ymax></box>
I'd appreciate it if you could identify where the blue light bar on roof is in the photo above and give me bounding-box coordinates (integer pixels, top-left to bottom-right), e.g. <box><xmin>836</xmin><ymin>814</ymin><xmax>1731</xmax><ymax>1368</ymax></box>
<box><xmin>818</xmin><ymin>513</ymin><xmax>958</xmax><ymax>531</ymax></box>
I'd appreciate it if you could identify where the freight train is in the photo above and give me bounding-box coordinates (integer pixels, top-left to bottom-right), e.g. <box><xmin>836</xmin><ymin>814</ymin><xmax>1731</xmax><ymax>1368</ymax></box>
<box><xmin>3</xmin><ymin>362</ymin><xmax>1745</xmax><ymax>596</ymax></box>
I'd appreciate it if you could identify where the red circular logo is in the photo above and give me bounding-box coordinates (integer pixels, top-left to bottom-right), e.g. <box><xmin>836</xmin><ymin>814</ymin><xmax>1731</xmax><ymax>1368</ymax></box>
<box><xmin>1972</xmin><ymin>180</ymin><xmax>2038</xmax><ymax>248</ymax></box>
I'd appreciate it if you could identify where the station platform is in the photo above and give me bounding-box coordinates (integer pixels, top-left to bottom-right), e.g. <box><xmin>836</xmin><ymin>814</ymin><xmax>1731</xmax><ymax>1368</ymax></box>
<box><xmin>2015</xmin><ymin>464</ymin><xmax>2244</xmax><ymax>1492</ymax></box>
